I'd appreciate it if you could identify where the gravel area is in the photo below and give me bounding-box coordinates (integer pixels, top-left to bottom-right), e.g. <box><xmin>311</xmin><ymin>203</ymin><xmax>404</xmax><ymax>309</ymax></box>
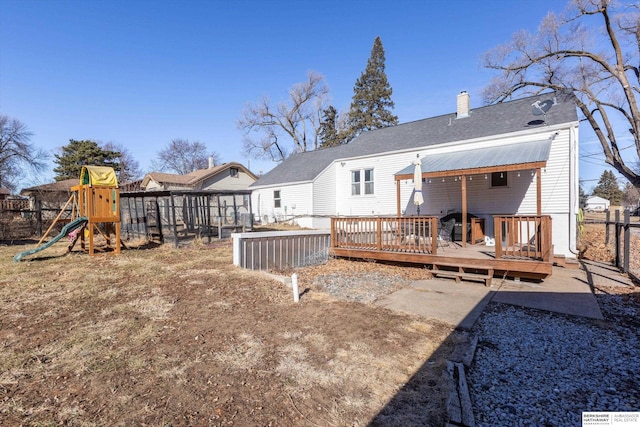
<box><xmin>310</xmin><ymin>272</ymin><xmax>413</xmax><ymax>303</ymax></box>
<box><xmin>468</xmin><ymin>282</ymin><xmax>640</xmax><ymax>427</ymax></box>
<box><xmin>298</xmin><ymin>258</ymin><xmax>640</xmax><ymax>426</ymax></box>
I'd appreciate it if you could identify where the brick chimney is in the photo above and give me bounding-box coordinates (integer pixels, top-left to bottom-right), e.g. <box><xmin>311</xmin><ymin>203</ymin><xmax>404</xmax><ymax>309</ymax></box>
<box><xmin>457</xmin><ymin>91</ymin><xmax>470</xmax><ymax>119</ymax></box>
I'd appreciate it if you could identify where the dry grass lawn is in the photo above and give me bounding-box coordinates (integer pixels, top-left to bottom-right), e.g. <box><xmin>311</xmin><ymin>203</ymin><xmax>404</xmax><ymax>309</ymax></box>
<box><xmin>0</xmin><ymin>239</ymin><xmax>456</xmax><ymax>426</ymax></box>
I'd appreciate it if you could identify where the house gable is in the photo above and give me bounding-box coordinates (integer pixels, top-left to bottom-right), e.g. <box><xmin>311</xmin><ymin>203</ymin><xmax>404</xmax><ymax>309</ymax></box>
<box><xmin>141</xmin><ymin>162</ymin><xmax>257</xmax><ymax>191</ymax></box>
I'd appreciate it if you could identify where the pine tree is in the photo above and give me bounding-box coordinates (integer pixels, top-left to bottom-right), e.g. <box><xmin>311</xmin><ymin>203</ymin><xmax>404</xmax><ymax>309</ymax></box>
<box><xmin>318</xmin><ymin>106</ymin><xmax>348</xmax><ymax>148</ymax></box>
<box><xmin>346</xmin><ymin>36</ymin><xmax>398</xmax><ymax>141</ymax></box>
<box><xmin>592</xmin><ymin>170</ymin><xmax>623</xmax><ymax>205</ymax></box>
<box><xmin>53</xmin><ymin>139</ymin><xmax>122</xmax><ymax>181</ymax></box>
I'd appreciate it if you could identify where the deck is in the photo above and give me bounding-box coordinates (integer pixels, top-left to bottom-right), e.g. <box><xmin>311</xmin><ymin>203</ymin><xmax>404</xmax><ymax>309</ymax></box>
<box><xmin>330</xmin><ymin>215</ymin><xmax>554</xmax><ymax>281</ymax></box>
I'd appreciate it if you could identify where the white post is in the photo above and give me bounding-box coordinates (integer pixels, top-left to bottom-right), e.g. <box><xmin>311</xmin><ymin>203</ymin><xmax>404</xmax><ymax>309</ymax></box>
<box><xmin>292</xmin><ymin>273</ymin><xmax>299</xmax><ymax>303</ymax></box>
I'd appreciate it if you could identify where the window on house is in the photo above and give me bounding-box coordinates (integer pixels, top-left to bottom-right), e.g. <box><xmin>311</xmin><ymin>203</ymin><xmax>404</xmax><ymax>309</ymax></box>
<box><xmin>491</xmin><ymin>171</ymin><xmax>508</xmax><ymax>187</ymax></box>
<box><xmin>230</xmin><ymin>167</ymin><xmax>239</xmax><ymax>178</ymax></box>
<box><xmin>351</xmin><ymin>170</ymin><xmax>361</xmax><ymax>196</ymax></box>
<box><xmin>351</xmin><ymin>168</ymin><xmax>374</xmax><ymax>196</ymax></box>
<box><xmin>364</xmin><ymin>169</ymin><xmax>374</xmax><ymax>195</ymax></box>
<box><xmin>274</xmin><ymin>190</ymin><xmax>281</xmax><ymax>208</ymax></box>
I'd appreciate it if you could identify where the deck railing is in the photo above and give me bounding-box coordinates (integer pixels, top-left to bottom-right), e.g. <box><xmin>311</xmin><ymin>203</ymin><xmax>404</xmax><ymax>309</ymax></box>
<box><xmin>331</xmin><ymin>216</ymin><xmax>439</xmax><ymax>254</ymax></box>
<box><xmin>494</xmin><ymin>215</ymin><xmax>552</xmax><ymax>261</ymax></box>
<box><xmin>331</xmin><ymin>215</ymin><xmax>553</xmax><ymax>262</ymax></box>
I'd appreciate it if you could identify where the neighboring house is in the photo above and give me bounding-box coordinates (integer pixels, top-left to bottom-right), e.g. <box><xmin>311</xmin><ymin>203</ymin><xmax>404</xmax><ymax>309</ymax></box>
<box><xmin>250</xmin><ymin>90</ymin><xmax>580</xmax><ymax>258</ymax></box>
<box><xmin>585</xmin><ymin>196</ymin><xmax>610</xmax><ymax>211</ymax></box>
<box><xmin>20</xmin><ymin>179</ymin><xmax>78</xmax><ymax>211</ymax></box>
<box><xmin>0</xmin><ymin>188</ymin><xmax>10</xmax><ymax>200</ymax></box>
<box><xmin>141</xmin><ymin>161</ymin><xmax>257</xmax><ymax>191</ymax></box>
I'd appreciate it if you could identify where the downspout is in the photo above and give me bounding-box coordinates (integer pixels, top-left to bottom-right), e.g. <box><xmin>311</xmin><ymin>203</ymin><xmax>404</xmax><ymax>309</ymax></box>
<box><xmin>569</xmin><ymin>125</ymin><xmax>579</xmax><ymax>255</ymax></box>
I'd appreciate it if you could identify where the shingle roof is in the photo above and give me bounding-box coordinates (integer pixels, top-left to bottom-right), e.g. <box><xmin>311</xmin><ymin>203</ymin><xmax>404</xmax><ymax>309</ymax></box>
<box><xmin>20</xmin><ymin>179</ymin><xmax>77</xmax><ymax>194</ymax></box>
<box><xmin>250</xmin><ymin>91</ymin><xmax>578</xmax><ymax>188</ymax></box>
<box><xmin>142</xmin><ymin>162</ymin><xmax>256</xmax><ymax>189</ymax></box>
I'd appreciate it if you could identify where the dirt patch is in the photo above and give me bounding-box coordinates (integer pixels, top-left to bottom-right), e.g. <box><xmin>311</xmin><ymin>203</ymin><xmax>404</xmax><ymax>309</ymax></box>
<box><xmin>579</xmin><ymin>222</ymin><xmax>640</xmax><ymax>274</ymax></box>
<box><xmin>0</xmin><ymin>240</ymin><xmax>456</xmax><ymax>426</ymax></box>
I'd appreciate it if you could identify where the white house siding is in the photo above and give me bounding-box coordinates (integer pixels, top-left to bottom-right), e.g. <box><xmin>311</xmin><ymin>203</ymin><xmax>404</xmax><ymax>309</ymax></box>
<box><xmin>201</xmin><ymin>170</ymin><xmax>255</xmax><ymax>191</ymax></box>
<box><xmin>251</xmin><ymin>182</ymin><xmax>313</xmax><ymax>226</ymax></box>
<box><xmin>335</xmin><ymin>153</ymin><xmax>419</xmax><ymax>217</ymax></box>
<box><xmin>144</xmin><ymin>180</ymin><xmax>166</xmax><ymax>191</ymax></box>
<box><xmin>310</xmin><ymin>164</ymin><xmax>337</xmax><ymax>229</ymax></box>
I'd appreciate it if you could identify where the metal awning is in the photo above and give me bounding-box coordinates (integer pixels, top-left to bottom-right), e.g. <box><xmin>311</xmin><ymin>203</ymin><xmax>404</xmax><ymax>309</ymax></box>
<box><xmin>395</xmin><ymin>139</ymin><xmax>552</xmax><ymax>179</ymax></box>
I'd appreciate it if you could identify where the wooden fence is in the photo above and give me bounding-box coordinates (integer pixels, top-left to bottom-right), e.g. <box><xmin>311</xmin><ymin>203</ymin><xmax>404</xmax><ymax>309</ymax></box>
<box><xmin>0</xmin><ymin>201</ymin><xmax>73</xmax><ymax>240</ymax></box>
<box><xmin>601</xmin><ymin>209</ymin><xmax>640</xmax><ymax>276</ymax></box>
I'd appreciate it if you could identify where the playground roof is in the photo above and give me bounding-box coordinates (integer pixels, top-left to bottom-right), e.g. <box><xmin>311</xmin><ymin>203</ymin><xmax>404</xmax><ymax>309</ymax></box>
<box><xmin>80</xmin><ymin>166</ymin><xmax>118</xmax><ymax>187</ymax></box>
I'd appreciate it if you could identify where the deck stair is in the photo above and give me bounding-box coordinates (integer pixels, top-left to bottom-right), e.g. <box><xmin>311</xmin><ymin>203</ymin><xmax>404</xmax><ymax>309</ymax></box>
<box><xmin>430</xmin><ymin>262</ymin><xmax>494</xmax><ymax>287</ymax></box>
<box><xmin>553</xmin><ymin>255</ymin><xmax>580</xmax><ymax>269</ymax></box>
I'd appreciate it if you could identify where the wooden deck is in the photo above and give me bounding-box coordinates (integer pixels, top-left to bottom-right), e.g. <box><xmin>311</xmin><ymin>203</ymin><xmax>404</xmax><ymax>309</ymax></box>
<box><xmin>330</xmin><ymin>216</ymin><xmax>554</xmax><ymax>281</ymax></box>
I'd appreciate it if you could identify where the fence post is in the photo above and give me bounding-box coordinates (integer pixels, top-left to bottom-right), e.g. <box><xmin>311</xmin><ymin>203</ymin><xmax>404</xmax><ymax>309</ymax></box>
<box><xmin>36</xmin><ymin>200</ymin><xmax>43</xmax><ymax>237</ymax></box>
<box><xmin>623</xmin><ymin>209</ymin><xmax>630</xmax><ymax>273</ymax></box>
<box><xmin>605</xmin><ymin>210</ymin><xmax>610</xmax><ymax>244</ymax></box>
<box><xmin>614</xmin><ymin>210</ymin><xmax>620</xmax><ymax>268</ymax></box>
<box><xmin>170</xmin><ymin>195</ymin><xmax>178</xmax><ymax>248</ymax></box>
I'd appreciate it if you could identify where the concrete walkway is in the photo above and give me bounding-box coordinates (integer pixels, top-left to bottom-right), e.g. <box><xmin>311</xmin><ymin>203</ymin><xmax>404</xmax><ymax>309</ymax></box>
<box><xmin>375</xmin><ymin>261</ymin><xmax>613</xmax><ymax>330</ymax></box>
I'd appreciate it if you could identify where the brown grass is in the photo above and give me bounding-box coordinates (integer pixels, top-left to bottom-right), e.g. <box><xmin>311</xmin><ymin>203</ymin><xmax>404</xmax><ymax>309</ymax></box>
<box><xmin>0</xmin><ymin>239</ymin><xmax>456</xmax><ymax>426</ymax></box>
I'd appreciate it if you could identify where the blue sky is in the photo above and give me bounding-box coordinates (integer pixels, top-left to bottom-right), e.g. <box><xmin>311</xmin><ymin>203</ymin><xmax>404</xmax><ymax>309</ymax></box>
<box><xmin>0</xmin><ymin>0</ymin><xmax>618</xmax><ymax>190</ymax></box>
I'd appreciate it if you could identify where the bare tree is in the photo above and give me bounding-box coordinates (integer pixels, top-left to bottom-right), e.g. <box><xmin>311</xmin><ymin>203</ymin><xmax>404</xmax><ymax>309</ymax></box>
<box><xmin>0</xmin><ymin>115</ymin><xmax>47</xmax><ymax>193</ymax></box>
<box><xmin>103</xmin><ymin>142</ymin><xmax>143</xmax><ymax>183</ymax></box>
<box><xmin>238</xmin><ymin>71</ymin><xmax>330</xmax><ymax>162</ymax></box>
<box><xmin>622</xmin><ymin>181</ymin><xmax>640</xmax><ymax>207</ymax></box>
<box><xmin>483</xmin><ymin>0</ymin><xmax>640</xmax><ymax>186</ymax></box>
<box><xmin>153</xmin><ymin>138</ymin><xmax>221</xmax><ymax>175</ymax></box>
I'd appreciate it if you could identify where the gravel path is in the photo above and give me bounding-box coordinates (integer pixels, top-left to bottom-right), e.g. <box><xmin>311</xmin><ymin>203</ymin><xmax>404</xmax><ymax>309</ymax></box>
<box><xmin>468</xmin><ymin>275</ymin><xmax>640</xmax><ymax>427</ymax></box>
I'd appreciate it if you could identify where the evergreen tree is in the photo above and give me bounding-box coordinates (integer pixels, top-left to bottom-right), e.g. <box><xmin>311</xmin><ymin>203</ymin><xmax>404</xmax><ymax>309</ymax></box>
<box><xmin>346</xmin><ymin>36</ymin><xmax>398</xmax><ymax>141</ymax></box>
<box><xmin>53</xmin><ymin>139</ymin><xmax>122</xmax><ymax>181</ymax></box>
<box><xmin>592</xmin><ymin>170</ymin><xmax>623</xmax><ymax>205</ymax></box>
<box><xmin>318</xmin><ymin>106</ymin><xmax>347</xmax><ymax>148</ymax></box>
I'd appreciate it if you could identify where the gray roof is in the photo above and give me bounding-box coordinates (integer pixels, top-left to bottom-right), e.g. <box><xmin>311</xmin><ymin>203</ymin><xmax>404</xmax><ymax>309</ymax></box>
<box><xmin>250</xmin><ymin>91</ymin><xmax>577</xmax><ymax>188</ymax></box>
<box><xmin>395</xmin><ymin>139</ymin><xmax>552</xmax><ymax>176</ymax></box>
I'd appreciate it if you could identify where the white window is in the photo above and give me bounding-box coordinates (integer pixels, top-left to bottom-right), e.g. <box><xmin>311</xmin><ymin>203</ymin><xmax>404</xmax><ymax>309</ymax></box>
<box><xmin>351</xmin><ymin>168</ymin><xmax>374</xmax><ymax>196</ymax></box>
<box><xmin>274</xmin><ymin>190</ymin><xmax>281</xmax><ymax>208</ymax></box>
<box><xmin>230</xmin><ymin>167</ymin><xmax>239</xmax><ymax>178</ymax></box>
<box><xmin>364</xmin><ymin>169</ymin><xmax>374</xmax><ymax>195</ymax></box>
<box><xmin>351</xmin><ymin>170</ymin><xmax>361</xmax><ymax>195</ymax></box>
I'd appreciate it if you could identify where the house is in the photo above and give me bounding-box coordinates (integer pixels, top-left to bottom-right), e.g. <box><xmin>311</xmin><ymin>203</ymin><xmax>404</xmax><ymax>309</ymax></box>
<box><xmin>250</xmin><ymin>90</ymin><xmax>580</xmax><ymax>259</ymax></box>
<box><xmin>0</xmin><ymin>188</ymin><xmax>10</xmax><ymax>200</ymax></box>
<box><xmin>20</xmin><ymin>179</ymin><xmax>78</xmax><ymax>211</ymax></box>
<box><xmin>141</xmin><ymin>161</ymin><xmax>257</xmax><ymax>191</ymax></box>
<box><xmin>585</xmin><ymin>196</ymin><xmax>610</xmax><ymax>211</ymax></box>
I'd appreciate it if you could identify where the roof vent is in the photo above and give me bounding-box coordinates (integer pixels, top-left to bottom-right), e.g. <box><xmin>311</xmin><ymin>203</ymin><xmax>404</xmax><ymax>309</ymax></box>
<box><xmin>457</xmin><ymin>91</ymin><xmax>470</xmax><ymax>119</ymax></box>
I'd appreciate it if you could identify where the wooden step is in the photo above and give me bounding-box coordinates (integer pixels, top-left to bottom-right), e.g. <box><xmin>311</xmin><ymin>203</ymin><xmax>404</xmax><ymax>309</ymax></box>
<box><xmin>431</xmin><ymin>263</ymin><xmax>494</xmax><ymax>287</ymax></box>
<box><xmin>553</xmin><ymin>255</ymin><xmax>580</xmax><ymax>269</ymax></box>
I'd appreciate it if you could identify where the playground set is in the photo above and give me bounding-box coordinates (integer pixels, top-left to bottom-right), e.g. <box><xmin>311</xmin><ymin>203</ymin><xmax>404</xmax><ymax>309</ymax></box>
<box><xmin>14</xmin><ymin>166</ymin><xmax>122</xmax><ymax>262</ymax></box>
